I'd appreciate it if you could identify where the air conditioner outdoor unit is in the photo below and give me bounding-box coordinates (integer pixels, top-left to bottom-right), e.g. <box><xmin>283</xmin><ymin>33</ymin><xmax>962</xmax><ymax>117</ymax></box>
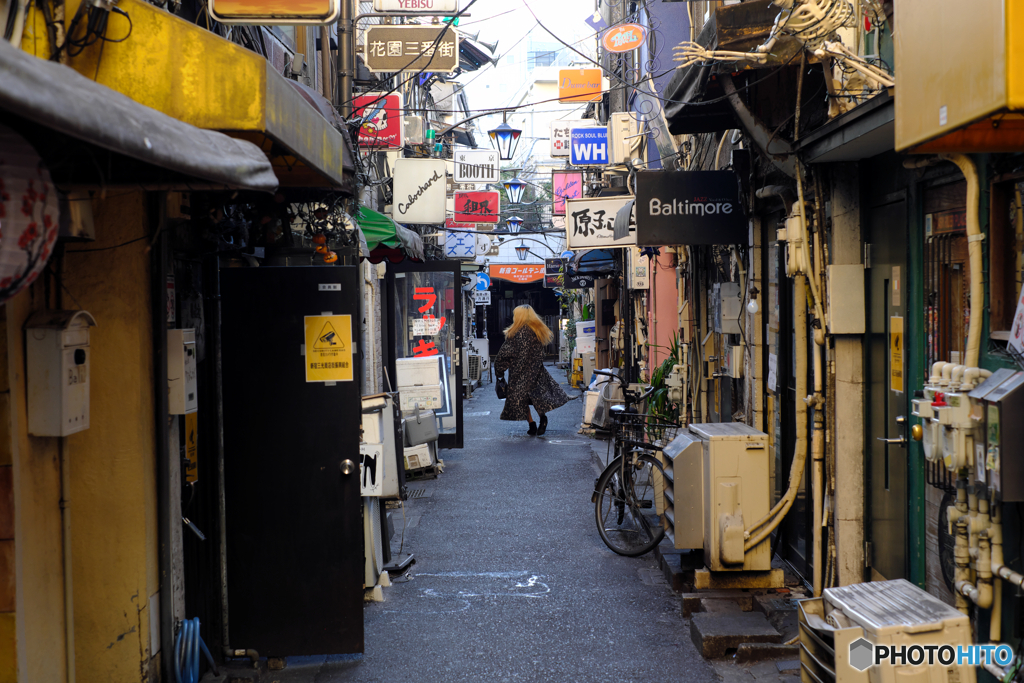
<box><xmin>466</xmin><ymin>354</ymin><xmax>482</xmax><ymax>382</ymax></box>
<box><xmin>800</xmin><ymin>579</ymin><xmax>976</xmax><ymax>683</ymax></box>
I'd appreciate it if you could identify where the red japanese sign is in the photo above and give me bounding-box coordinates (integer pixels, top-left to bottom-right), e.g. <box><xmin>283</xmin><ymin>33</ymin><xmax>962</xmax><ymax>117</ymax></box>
<box><xmin>352</xmin><ymin>92</ymin><xmax>404</xmax><ymax>149</ymax></box>
<box><xmin>444</xmin><ymin>217</ymin><xmax>475</xmax><ymax>230</ymax></box>
<box><xmin>454</xmin><ymin>191</ymin><xmax>500</xmax><ymax>224</ymax></box>
<box><xmin>489</xmin><ymin>264</ymin><xmax>545</xmax><ymax>283</ymax></box>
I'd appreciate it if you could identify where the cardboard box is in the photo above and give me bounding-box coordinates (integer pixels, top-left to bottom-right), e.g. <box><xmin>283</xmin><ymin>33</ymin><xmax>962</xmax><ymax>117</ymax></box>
<box><xmin>404</xmin><ymin>442</ymin><xmax>434</xmax><ymax>470</ymax></box>
<box><xmin>576</xmin><ymin>321</ymin><xmax>596</xmax><ymax>337</ymax></box>
<box><xmin>396</xmin><ymin>356</ymin><xmax>442</xmax><ymax>387</ymax></box>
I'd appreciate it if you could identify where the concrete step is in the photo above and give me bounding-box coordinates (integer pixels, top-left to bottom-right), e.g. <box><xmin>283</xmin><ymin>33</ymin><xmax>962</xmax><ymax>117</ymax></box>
<box><xmin>753</xmin><ymin>592</ymin><xmax>800</xmax><ymax>642</ymax></box>
<box><xmin>681</xmin><ymin>590</ymin><xmax>754</xmax><ymax>617</ymax></box>
<box><xmin>735</xmin><ymin>643</ymin><xmax>801</xmax><ymax>663</ymax></box>
<box><xmin>654</xmin><ymin>544</ymin><xmax>703</xmax><ymax>592</ymax></box>
<box><xmin>690</xmin><ymin>611</ymin><xmax>782</xmax><ymax>659</ymax></box>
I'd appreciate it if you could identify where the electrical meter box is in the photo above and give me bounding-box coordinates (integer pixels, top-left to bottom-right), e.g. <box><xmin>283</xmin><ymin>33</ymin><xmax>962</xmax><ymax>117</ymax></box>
<box><xmin>167</xmin><ymin>329</ymin><xmax>198</xmax><ymax>415</ymax></box>
<box><xmin>981</xmin><ymin>371</ymin><xmax>1024</xmax><ymax>501</ymax></box>
<box><xmin>714</xmin><ymin>282</ymin><xmax>742</xmax><ymax>335</ymax></box>
<box><xmin>967</xmin><ymin>368</ymin><xmax>1018</xmax><ymax>486</ymax></box>
<box><xmin>26</xmin><ymin>310</ymin><xmax>97</xmax><ymax>437</ymax></box>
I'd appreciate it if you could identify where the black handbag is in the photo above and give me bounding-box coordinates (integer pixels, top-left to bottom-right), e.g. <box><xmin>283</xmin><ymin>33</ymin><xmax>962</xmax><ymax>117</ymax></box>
<box><xmin>496</xmin><ymin>374</ymin><xmax>508</xmax><ymax>399</ymax></box>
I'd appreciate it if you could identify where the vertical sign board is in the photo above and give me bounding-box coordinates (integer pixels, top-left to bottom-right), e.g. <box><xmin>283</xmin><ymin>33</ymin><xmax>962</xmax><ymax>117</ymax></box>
<box><xmin>890</xmin><ymin>316</ymin><xmax>904</xmax><ymax>393</ymax></box>
<box><xmin>453</xmin><ymin>191</ymin><xmax>500</xmax><ymax>223</ymax></box>
<box><xmin>634</xmin><ymin>170</ymin><xmax>746</xmax><ymax>245</ymax></box>
<box><xmin>453</xmin><ymin>150</ymin><xmax>499</xmax><ymax>184</ymax></box>
<box><xmin>564</xmin><ymin>196</ymin><xmax>636</xmax><ymax>250</ymax></box>
<box><xmin>550</xmin><ymin>119</ymin><xmax>586</xmax><ymax>157</ymax></box>
<box><xmin>570</xmin><ymin>128</ymin><xmax>609</xmax><ymax>166</ymax></box>
<box><xmin>304</xmin><ymin>315</ymin><xmax>354</xmax><ymax>382</ymax></box>
<box><xmin>352</xmin><ymin>93</ymin><xmax>404</xmax><ymax>149</ymax></box>
<box><xmin>552</xmin><ymin>170</ymin><xmax>584</xmax><ymax>216</ymax></box>
<box><xmin>393</xmin><ymin>158</ymin><xmax>447</xmax><ymax>224</ymax></box>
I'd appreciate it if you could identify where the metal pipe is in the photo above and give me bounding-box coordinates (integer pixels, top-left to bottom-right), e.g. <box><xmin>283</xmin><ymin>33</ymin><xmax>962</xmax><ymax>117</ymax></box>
<box><xmin>940</xmin><ymin>154</ymin><xmax>983</xmax><ymax>368</ymax></box>
<box><xmin>339</xmin><ymin>0</ymin><xmax>353</xmax><ymax>117</ymax></box>
<box><xmin>812</xmin><ymin>342</ymin><xmax>824</xmax><ymax>596</ymax></box>
<box><xmin>60</xmin><ymin>439</ymin><xmax>76</xmax><ymax>683</ymax></box>
<box><xmin>320</xmin><ymin>26</ymin><xmax>333</xmax><ymax>103</ymax></box>
<box><xmin>953</xmin><ymin>516</ymin><xmax>971</xmax><ymax>613</ymax></box>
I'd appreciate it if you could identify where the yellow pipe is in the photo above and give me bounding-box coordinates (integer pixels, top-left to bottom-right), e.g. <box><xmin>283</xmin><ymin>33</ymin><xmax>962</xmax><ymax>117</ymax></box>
<box><xmin>795</xmin><ymin>163</ymin><xmax>826</xmax><ymax>346</ymax></box>
<box><xmin>812</xmin><ymin>342</ymin><xmax>824</xmax><ymax>596</ymax></box>
<box><xmin>940</xmin><ymin>155</ymin><xmax>983</xmax><ymax>368</ymax></box>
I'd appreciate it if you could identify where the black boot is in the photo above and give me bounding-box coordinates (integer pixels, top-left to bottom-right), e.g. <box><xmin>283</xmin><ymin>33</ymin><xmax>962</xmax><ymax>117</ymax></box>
<box><xmin>527</xmin><ymin>421</ymin><xmax>537</xmax><ymax>436</ymax></box>
<box><xmin>537</xmin><ymin>415</ymin><xmax>548</xmax><ymax>436</ymax></box>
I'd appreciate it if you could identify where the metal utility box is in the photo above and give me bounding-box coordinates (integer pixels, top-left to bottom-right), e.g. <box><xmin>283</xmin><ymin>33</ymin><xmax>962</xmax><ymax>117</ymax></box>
<box><xmin>895</xmin><ymin>0</ymin><xmax>1024</xmax><ymax>153</ymax></box>
<box><xmin>826</xmin><ymin>264</ymin><xmax>865</xmax><ymax>334</ymax></box>
<box><xmin>167</xmin><ymin>328</ymin><xmax>198</xmax><ymax>415</ymax></box>
<box><xmin>714</xmin><ymin>282</ymin><xmax>742</xmax><ymax>335</ymax></box>
<box><xmin>982</xmin><ymin>371</ymin><xmax>1024</xmax><ymax>501</ymax></box>
<box><xmin>661</xmin><ymin>423</ymin><xmax>771</xmax><ymax>571</ymax></box>
<box><xmin>968</xmin><ymin>368</ymin><xmax>1018</xmax><ymax>486</ymax></box>
<box><xmin>360</xmin><ymin>393</ymin><xmax>406</xmax><ymax>499</ymax></box>
<box><xmin>26</xmin><ymin>310</ymin><xmax>96</xmax><ymax>436</ymax></box>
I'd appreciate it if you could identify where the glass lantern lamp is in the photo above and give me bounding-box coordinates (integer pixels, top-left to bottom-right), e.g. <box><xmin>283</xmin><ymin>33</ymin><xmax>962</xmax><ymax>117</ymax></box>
<box><xmin>515</xmin><ymin>243</ymin><xmax>530</xmax><ymax>261</ymax></box>
<box><xmin>502</xmin><ymin>177</ymin><xmax>527</xmax><ymax>204</ymax></box>
<box><xmin>487</xmin><ymin>114</ymin><xmax>522</xmax><ymax>161</ymax></box>
<box><xmin>505</xmin><ymin>216</ymin><xmax>524</xmax><ymax>234</ymax></box>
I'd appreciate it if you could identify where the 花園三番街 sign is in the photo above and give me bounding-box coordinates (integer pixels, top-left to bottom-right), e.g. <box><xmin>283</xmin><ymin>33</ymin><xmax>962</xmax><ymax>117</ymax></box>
<box><xmin>305</xmin><ymin>315</ymin><xmax>354</xmax><ymax>382</ymax></box>
<box><xmin>559</xmin><ymin>69</ymin><xmax>604</xmax><ymax>103</ymax></box>
<box><xmin>364</xmin><ymin>26</ymin><xmax>459</xmax><ymax>73</ymax></box>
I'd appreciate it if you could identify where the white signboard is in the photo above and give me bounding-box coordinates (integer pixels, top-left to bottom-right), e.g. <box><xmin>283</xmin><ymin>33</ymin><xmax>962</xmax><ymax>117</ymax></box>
<box><xmin>550</xmin><ymin>119</ymin><xmax>586</xmax><ymax>157</ymax></box>
<box><xmin>373</xmin><ymin>0</ymin><xmax>457</xmax><ymax>10</ymax></box>
<box><xmin>413</xmin><ymin>318</ymin><xmax>444</xmax><ymax>336</ymax></box>
<box><xmin>444</xmin><ymin>230</ymin><xmax>476</xmax><ymax>259</ymax></box>
<box><xmin>474</xmin><ymin>290</ymin><xmax>491</xmax><ymax>306</ymax></box>
<box><xmin>453</xmin><ymin>150</ymin><xmax>499</xmax><ymax>184</ymax></box>
<box><xmin>565</xmin><ymin>196</ymin><xmax>636</xmax><ymax>250</ymax></box>
<box><xmin>627</xmin><ymin>247</ymin><xmax>650</xmax><ymax>290</ymax></box>
<box><xmin>393</xmin><ymin>158</ymin><xmax>447</xmax><ymax>224</ymax></box>
<box><xmin>475</xmin><ymin>234</ymin><xmax>491</xmax><ymax>255</ymax></box>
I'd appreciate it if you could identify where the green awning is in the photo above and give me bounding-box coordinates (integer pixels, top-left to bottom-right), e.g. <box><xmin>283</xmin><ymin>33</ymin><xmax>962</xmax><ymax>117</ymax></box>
<box><xmin>356</xmin><ymin>206</ymin><xmax>425</xmax><ymax>260</ymax></box>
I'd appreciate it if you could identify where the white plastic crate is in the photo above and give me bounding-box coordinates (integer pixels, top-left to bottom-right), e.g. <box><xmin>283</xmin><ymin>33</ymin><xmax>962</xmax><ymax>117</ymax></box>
<box><xmin>399</xmin><ymin>384</ymin><xmax>443</xmax><ymax>412</ymax></box>
<box><xmin>404</xmin><ymin>442</ymin><xmax>435</xmax><ymax>470</ymax></box>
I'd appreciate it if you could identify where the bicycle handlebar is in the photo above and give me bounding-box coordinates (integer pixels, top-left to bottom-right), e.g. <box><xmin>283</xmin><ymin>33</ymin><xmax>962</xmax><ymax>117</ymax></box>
<box><xmin>590</xmin><ymin>370</ymin><xmax>657</xmax><ymax>407</ymax></box>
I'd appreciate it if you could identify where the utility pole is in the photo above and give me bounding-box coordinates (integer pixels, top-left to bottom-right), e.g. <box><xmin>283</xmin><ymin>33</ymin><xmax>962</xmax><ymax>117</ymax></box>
<box><xmin>339</xmin><ymin>0</ymin><xmax>354</xmax><ymax>117</ymax></box>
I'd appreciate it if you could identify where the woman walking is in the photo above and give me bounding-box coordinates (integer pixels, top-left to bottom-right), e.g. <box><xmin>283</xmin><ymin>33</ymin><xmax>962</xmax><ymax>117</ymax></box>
<box><xmin>493</xmin><ymin>305</ymin><xmax>571</xmax><ymax>435</ymax></box>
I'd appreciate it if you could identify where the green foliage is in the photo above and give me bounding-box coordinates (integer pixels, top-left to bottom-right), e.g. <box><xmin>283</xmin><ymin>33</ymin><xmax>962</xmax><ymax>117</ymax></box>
<box><xmin>645</xmin><ymin>334</ymin><xmax>683</xmax><ymax>440</ymax></box>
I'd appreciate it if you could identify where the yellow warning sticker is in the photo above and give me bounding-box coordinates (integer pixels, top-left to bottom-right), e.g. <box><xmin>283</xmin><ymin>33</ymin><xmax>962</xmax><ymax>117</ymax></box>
<box><xmin>305</xmin><ymin>314</ymin><xmax>354</xmax><ymax>382</ymax></box>
<box><xmin>890</xmin><ymin>316</ymin><xmax>904</xmax><ymax>393</ymax></box>
<box><xmin>185</xmin><ymin>411</ymin><xmax>198</xmax><ymax>483</ymax></box>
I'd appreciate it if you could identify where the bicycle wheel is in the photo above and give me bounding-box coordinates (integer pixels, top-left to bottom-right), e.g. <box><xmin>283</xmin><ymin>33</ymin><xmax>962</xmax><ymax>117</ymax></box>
<box><xmin>594</xmin><ymin>451</ymin><xmax>666</xmax><ymax>556</ymax></box>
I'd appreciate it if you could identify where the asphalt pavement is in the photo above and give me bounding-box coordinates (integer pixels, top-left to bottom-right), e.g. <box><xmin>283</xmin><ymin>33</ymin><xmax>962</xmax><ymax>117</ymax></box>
<box><xmin>249</xmin><ymin>366</ymin><xmax>718</xmax><ymax>683</ymax></box>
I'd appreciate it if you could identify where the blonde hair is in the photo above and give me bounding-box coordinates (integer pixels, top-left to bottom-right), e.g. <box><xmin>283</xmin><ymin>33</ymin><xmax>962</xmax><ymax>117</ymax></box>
<box><xmin>504</xmin><ymin>304</ymin><xmax>553</xmax><ymax>345</ymax></box>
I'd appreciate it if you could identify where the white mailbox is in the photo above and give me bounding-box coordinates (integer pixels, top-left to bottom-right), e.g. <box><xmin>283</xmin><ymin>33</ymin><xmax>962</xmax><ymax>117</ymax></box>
<box><xmin>26</xmin><ymin>310</ymin><xmax>97</xmax><ymax>437</ymax></box>
<box><xmin>167</xmin><ymin>329</ymin><xmax>198</xmax><ymax>415</ymax></box>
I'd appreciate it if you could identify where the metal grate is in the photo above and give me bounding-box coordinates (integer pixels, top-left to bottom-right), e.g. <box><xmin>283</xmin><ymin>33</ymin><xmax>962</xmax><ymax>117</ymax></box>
<box><xmin>407</xmin><ymin>487</ymin><xmax>427</xmax><ymax>499</ymax></box>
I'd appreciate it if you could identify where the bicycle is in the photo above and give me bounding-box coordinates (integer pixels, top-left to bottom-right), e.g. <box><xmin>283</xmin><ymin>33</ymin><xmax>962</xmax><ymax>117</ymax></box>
<box><xmin>590</xmin><ymin>370</ymin><xmax>680</xmax><ymax>557</ymax></box>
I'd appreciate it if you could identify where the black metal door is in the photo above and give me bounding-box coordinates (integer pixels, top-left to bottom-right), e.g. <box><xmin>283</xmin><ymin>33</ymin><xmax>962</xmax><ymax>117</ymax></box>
<box><xmin>385</xmin><ymin>260</ymin><xmax>463</xmax><ymax>449</ymax></box>
<box><xmin>220</xmin><ymin>266</ymin><xmax>363</xmax><ymax>656</ymax></box>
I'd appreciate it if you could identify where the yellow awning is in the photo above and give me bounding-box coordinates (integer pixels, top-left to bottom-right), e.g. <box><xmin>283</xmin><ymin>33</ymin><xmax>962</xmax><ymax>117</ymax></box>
<box><xmin>41</xmin><ymin>0</ymin><xmax>355</xmax><ymax>191</ymax></box>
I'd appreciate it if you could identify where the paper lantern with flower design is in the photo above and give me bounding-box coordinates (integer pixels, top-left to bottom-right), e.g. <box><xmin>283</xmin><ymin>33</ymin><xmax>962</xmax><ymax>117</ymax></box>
<box><xmin>0</xmin><ymin>124</ymin><xmax>59</xmax><ymax>305</ymax></box>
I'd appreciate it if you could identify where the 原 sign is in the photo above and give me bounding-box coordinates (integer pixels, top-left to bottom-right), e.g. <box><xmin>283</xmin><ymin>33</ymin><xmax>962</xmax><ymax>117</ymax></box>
<box><xmin>559</xmin><ymin>68</ymin><xmax>604</xmax><ymax>103</ymax></box>
<box><xmin>364</xmin><ymin>26</ymin><xmax>459</xmax><ymax>73</ymax></box>
<box><xmin>489</xmin><ymin>264</ymin><xmax>545</xmax><ymax>283</ymax></box>
<box><xmin>352</xmin><ymin>92</ymin><xmax>403</xmax><ymax>149</ymax></box>
<box><xmin>454</xmin><ymin>191</ymin><xmax>500</xmax><ymax>223</ymax></box>
<box><xmin>570</xmin><ymin>127</ymin><xmax>609</xmax><ymax>166</ymax></box>
<box><xmin>602</xmin><ymin>23</ymin><xmax>647</xmax><ymax>53</ymax></box>
<box><xmin>635</xmin><ymin>170</ymin><xmax>746</xmax><ymax>245</ymax></box>
<box><xmin>552</xmin><ymin>170</ymin><xmax>584</xmax><ymax>216</ymax></box>
<box><xmin>209</xmin><ymin>0</ymin><xmax>339</xmax><ymax>24</ymax></box>
<box><xmin>453</xmin><ymin>150</ymin><xmax>499</xmax><ymax>184</ymax></box>
<box><xmin>550</xmin><ymin>119</ymin><xmax>586</xmax><ymax>157</ymax></box>
<box><xmin>393</xmin><ymin>158</ymin><xmax>447</xmax><ymax>224</ymax></box>
<box><xmin>565</xmin><ymin>196</ymin><xmax>635</xmax><ymax>250</ymax></box>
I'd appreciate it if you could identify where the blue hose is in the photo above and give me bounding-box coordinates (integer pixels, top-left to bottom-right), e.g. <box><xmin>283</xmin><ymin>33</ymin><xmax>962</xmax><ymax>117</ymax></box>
<box><xmin>173</xmin><ymin>617</ymin><xmax>218</xmax><ymax>683</ymax></box>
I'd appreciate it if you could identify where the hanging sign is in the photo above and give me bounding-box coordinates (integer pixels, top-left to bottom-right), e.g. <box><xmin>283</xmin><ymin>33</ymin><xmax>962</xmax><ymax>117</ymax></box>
<box><xmin>453</xmin><ymin>191</ymin><xmax>500</xmax><ymax>223</ymax></box>
<box><xmin>544</xmin><ymin>258</ymin><xmax>594</xmax><ymax>289</ymax></box>
<box><xmin>393</xmin><ymin>158</ymin><xmax>447</xmax><ymax>224</ymax></box>
<box><xmin>209</xmin><ymin>0</ymin><xmax>339</xmax><ymax>24</ymax></box>
<box><xmin>444</xmin><ymin>231</ymin><xmax>476</xmax><ymax>259</ymax></box>
<box><xmin>364</xmin><ymin>26</ymin><xmax>460</xmax><ymax>73</ymax></box>
<box><xmin>559</xmin><ymin>68</ymin><xmax>604</xmax><ymax>103</ymax></box>
<box><xmin>635</xmin><ymin>170</ymin><xmax>746</xmax><ymax>246</ymax></box>
<box><xmin>489</xmin><ymin>264</ymin><xmax>545</xmax><ymax>283</ymax></box>
<box><xmin>602</xmin><ymin>23</ymin><xmax>647</xmax><ymax>52</ymax></box>
<box><xmin>570</xmin><ymin>127</ymin><xmax>609</xmax><ymax>166</ymax></box>
<box><xmin>304</xmin><ymin>314</ymin><xmax>354</xmax><ymax>382</ymax></box>
<box><xmin>552</xmin><ymin>170</ymin><xmax>584</xmax><ymax>216</ymax></box>
<box><xmin>565</xmin><ymin>196</ymin><xmax>636</xmax><ymax>250</ymax></box>
<box><xmin>453</xmin><ymin>150</ymin><xmax>499</xmax><ymax>184</ymax></box>
<box><xmin>890</xmin><ymin>316</ymin><xmax>904</xmax><ymax>393</ymax></box>
<box><xmin>353</xmin><ymin>93</ymin><xmax>404</xmax><ymax>149</ymax></box>
<box><xmin>550</xmin><ymin>119</ymin><xmax>586</xmax><ymax>157</ymax></box>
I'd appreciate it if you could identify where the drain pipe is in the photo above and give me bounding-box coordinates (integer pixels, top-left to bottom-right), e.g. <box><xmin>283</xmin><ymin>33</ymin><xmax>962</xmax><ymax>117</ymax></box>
<box><xmin>940</xmin><ymin>155</ymin><xmax>983</xmax><ymax>368</ymax></box>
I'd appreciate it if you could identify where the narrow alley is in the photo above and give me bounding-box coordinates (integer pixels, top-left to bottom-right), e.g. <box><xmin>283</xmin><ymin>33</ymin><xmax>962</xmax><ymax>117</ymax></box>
<box><xmin>261</xmin><ymin>372</ymin><xmax>717</xmax><ymax>682</ymax></box>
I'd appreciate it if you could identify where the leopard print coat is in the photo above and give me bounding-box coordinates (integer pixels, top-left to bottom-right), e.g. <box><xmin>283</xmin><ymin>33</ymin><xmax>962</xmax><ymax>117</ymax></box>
<box><xmin>493</xmin><ymin>328</ymin><xmax>570</xmax><ymax>421</ymax></box>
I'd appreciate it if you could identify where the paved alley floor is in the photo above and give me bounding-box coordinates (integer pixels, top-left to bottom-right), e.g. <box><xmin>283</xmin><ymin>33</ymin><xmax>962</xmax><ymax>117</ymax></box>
<box><xmin>270</xmin><ymin>366</ymin><xmax>718</xmax><ymax>683</ymax></box>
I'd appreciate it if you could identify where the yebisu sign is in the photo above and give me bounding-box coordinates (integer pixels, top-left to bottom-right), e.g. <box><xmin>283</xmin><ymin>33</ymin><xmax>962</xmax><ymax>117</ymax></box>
<box><xmin>635</xmin><ymin>170</ymin><xmax>746</xmax><ymax>245</ymax></box>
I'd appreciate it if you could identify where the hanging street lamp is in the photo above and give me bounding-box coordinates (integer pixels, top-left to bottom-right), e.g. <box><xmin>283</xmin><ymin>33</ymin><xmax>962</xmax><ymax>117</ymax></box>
<box><xmin>505</xmin><ymin>216</ymin><xmax>524</xmax><ymax>234</ymax></box>
<box><xmin>515</xmin><ymin>242</ymin><xmax>530</xmax><ymax>261</ymax></box>
<box><xmin>502</xmin><ymin>176</ymin><xmax>527</xmax><ymax>204</ymax></box>
<box><xmin>487</xmin><ymin>114</ymin><xmax>522</xmax><ymax>161</ymax></box>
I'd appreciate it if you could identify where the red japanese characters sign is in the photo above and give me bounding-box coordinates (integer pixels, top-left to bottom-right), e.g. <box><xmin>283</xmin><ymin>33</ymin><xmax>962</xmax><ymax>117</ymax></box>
<box><xmin>489</xmin><ymin>264</ymin><xmax>545</xmax><ymax>283</ymax></box>
<box><xmin>444</xmin><ymin>217</ymin><xmax>475</xmax><ymax>230</ymax></box>
<box><xmin>454</xmin><ymin>191</ymin><xmax>500</xmax><ymax>224</ymax></box>
<box><xmin>352</xmin><ymin>92</ymin><xmax>404</xmax><ymax>149</ymax></box>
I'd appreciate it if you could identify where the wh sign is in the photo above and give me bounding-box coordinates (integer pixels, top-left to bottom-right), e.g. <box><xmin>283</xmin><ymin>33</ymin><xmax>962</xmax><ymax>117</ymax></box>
<box><xmin>453</xmin><ymin>150</ymin><xmax>499</xmax><ymax>184</ymax></box>
<box><xmin>570</xmin><ymin>127</ymin><xmax>609</xmax><ymax>166</ymax></box>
